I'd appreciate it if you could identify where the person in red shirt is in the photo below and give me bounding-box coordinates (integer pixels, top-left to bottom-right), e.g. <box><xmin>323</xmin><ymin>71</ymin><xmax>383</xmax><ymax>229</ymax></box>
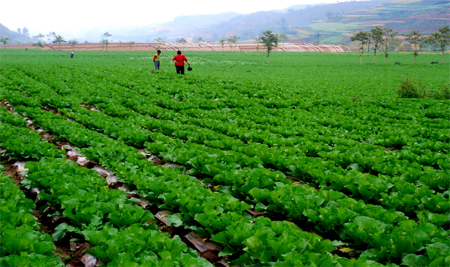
<box><xmin>172</xmin><ymin>51</ymin><xmax>190</xmax><ymax>75</ymax></box>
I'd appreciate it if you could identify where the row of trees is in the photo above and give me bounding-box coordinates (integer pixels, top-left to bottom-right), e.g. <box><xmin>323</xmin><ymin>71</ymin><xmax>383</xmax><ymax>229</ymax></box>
<box><xmin>154</xmin><ymin>31</ymin><xmax>286</xmax><ymax>65</ymax></box>
<box><xmin>158</xmin><ymin>33</ymin><xmax>286</xmax><ymax>63</ymax></box>
<box><xmin>100</xmin><ymin>32</ymin><xmax>137</xmax><ymax>51</ymax></box>
<box><xmin>16</xmin><ymin>27</ymin><xmax>30</xmax><ymax>37</ymax></box>
<box><xmin>351</xmin><ymin>25</ymin><xmax>450</xmax><ymax>64</ymax></box>
<box><xmin>26</xmin><ymin>32</ymin><xmax>138</xmax><ymax>52</ymax></box>
<box><xmin>154</xmin><ymin>36</ymin><xmax>242</xmax><ymax>55</ymax></box>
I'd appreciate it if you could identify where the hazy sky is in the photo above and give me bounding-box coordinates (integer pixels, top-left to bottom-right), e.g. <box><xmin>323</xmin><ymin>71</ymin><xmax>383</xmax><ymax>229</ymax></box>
<box><xmin>3</xmin><ymin>0</ymin><xmax>343</xmax><ymax>35</ymax></box>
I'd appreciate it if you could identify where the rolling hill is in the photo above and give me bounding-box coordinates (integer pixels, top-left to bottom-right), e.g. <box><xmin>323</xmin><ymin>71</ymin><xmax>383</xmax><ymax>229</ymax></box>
<box><xmin>1</xmin><ymin>0</ymin><xmax>448</xmax><ymax>45</ymax></box>
<box><xmin>184</xmin><ymin>0</ymin><xmax>449</xmax><ymax>44</ymax></box>
<box><xmin>0</xmin><ymin>23</ymin><xmax>33</xmax><ymax>44</ymax></box>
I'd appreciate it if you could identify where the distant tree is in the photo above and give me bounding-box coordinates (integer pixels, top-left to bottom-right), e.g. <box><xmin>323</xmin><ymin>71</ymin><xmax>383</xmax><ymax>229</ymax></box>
<box><xmin>316</xmin><ymin>31</ymin><xmax>321</xmax><ymax>45</ymax></box>
<box><xmin>399</xmin><ymin>43</ymin><xmax>412</xmax><ymax>52</ymax></box>
<box><xmin>117</xmin><ymin>41</ymin><xmax>124</xmax><ymax>49</ymax></box>
<box><xmin>382</xmin><ymin>28</ymin><xmax>397</xmax><ymax>64</ymax></box>
<box><xmin>419</xmin><ymin>40</ymin><xmax>434</xmax><ymax>52</ymax></box>
<box><xmin>48</xmin><ymin>32</ymin><xmax>66</xmax><ymax>54</ymax></box>
<box><xmin>259</xmin><ymin>30</ymin><xmax>280</xmax><ymax>65</ymax></box>
<box><xmin>154</xmin><ymin>37</ymin><xmax>164</xmax><ymax>43</ymax></box>
<box><xmin>370</xmin><ymin>27</ymin><xmax>384</xmax><ymax>63</ymax></box>
<box><xmin>22</xmin><ymin>27</ymin><xmax>29</xmax><ymax>37</ymax></box>
<box><xmin>254</xmin><ymin>36</ymin><xmax>260</xmax><ymax>54</ymax></box>
<box><xmin>425</xmin><ymin>25</ymin><xmax>450</xmax><ymax>64</ymax></box>
<box><xmin>403</xmin><ymin>30</ymin><xmax>423</xmax><ymax>64</ymax></box>
<box><xmin>227</xmin><ymin>38</ymin><xmax>233</xmax><ymax>50</ymax></box>
<box><xmin>128</xmin><ymin>41</ymin><xmax>136</xmax><ymax>51</ymax></box>
<box><xmin>219</xmin><ymin>38</ymin><xmax>225</xmax><ymax>54</ymax></box>
<box><xmin>17</xmin><ymin>28</ymin><xmax>22</xmax><ymax>34</ymax></box>
<box><xmin>101</xmin><ymin>39</ymin><xmax>109</xmax><ymax>52</ymax></box>
<box><xmin>154</xmin><ymin>37</ymin><xmax>164</xmax><ymax>50</ymax></box>
<box><xmin>227</xmin><ymin>35</ymin><xmax>240</xmax><ymax>51</ymax></box>
<box><xmin>392</xmin><ymin>39</ymin><xmax>402</xmax><ymax>53</ymax></box>
<box><xmin>68</xmin><ymin>39</ymin><xmax>78</xmax><ymax>50</ymax></box>
<box><xmin>0</xmin><ymin>37</ymin><xmax>11</xmax><ymax>54</ymax></box>
<box><xmin>35</xmin><ymin>33</ymin><xmax>45</xmax><ymax>42</ymax></box>
<box><xmin>32</xmin><ymin>41</ymin><xmax>44</xmax><ymax>51</ymax></box>
<box><xmin>278</xmin><ymin>33</ymin><xmax>288</xmax><ymax>43</ymax></box>
<box><xmin>350</xmin><ymin>31</ymin><xmax>370</xmax><ymax>65</ymax></box>
<box><xmin>177</xmin><ymin>38</ymin><xmax>187</xmax><ymax>43</ymax></box>
<box><xmin>367</xmin><ymin>31</ymin><xmax>372</xmax><ymax>52</ymax></box>
<box><xmin>197</xmin><ymin>37</ymin><xmax>204</xmax><ymax>42</ymax></box>
<box><xmin>102</xmin><ymin>32</ymin><xmax>112</xmax><ymax>51</ymax></box>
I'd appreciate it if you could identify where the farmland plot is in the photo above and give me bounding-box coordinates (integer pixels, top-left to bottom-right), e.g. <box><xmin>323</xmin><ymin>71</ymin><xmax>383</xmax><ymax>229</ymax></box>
<box><xmin>0</xmin><ymin>50</ymin><xmax>449</xmax><ymax>266</ymax></box>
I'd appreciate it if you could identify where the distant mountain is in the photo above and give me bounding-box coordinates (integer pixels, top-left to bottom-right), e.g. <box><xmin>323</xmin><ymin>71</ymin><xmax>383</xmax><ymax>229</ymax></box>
<box><xmin>177</xmin><ymin>0</ymin><xmax>395</xmax><ymax>42</ymax></box>
<box><xmin>300</xmin><ymin>0</ymin><xmax>450</xmax><ymax>44</ymax></box>
<box><xmin>140</xmin><ymin>12</ymin><xmax>241</xmax><ymax>42</ymax></box>
<box><xmin>0</xmin><ymin>23</ymin><xmax>34</xmax><ymax>44</ymax></box>
<box><xmin>184</xmin><ymin>0</ymin><xmax>448</xmax><ymax>44</ymax></box>
<box><xmin>61</xmin><ymin>12</ymin><xmax>240</xmax><ymax>43</ymax></box>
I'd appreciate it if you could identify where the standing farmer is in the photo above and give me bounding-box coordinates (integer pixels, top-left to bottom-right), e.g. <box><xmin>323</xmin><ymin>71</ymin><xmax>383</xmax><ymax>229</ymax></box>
<box><xmin>172</xmin><ymin>51</ymin><xmax>190</xmax><ymax>75</ymax></box>
<box><xmin>71</xmin><ymin>52</ymin><xmax>74</xmax><ymax>58</ymax></box>
<box><xmin>153</xmin><ymin>50</ymin><xmax>161</xmax><ymax>70</ymax></box>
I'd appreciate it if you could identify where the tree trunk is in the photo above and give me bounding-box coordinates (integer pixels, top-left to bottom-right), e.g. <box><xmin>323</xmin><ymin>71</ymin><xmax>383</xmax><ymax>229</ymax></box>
<box><xmin>385</xmin><ymin>53</ymin><xmax>388</xmax><ymax>64</ymax></box>
<box><xmin>267</xmin><ymin>52</ymin><xmax>270</xmax><ymax>65</ymax></box>
<box><xmin>359</xmin><ymin>53</ymin><xmax>362</xmax><ymax>65</ymax></box>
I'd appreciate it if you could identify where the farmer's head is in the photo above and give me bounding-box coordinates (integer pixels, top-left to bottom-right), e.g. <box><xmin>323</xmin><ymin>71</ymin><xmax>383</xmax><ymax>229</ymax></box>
<box><xmin>157</xmin><ymin>50</ymin><xmax>161</xmax><ymax>54</ymax></box>
<box><xmin>177</xmin><ymin>50</ymin><xmax>181</xmax><ymax>55</ymax></box>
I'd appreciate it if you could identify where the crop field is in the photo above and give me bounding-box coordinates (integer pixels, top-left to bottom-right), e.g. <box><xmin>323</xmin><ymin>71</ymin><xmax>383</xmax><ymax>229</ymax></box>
<box><xmin>0</xmin><ymin>49</ymin><xmax>449</xmax><ymax>266</ymax></box>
